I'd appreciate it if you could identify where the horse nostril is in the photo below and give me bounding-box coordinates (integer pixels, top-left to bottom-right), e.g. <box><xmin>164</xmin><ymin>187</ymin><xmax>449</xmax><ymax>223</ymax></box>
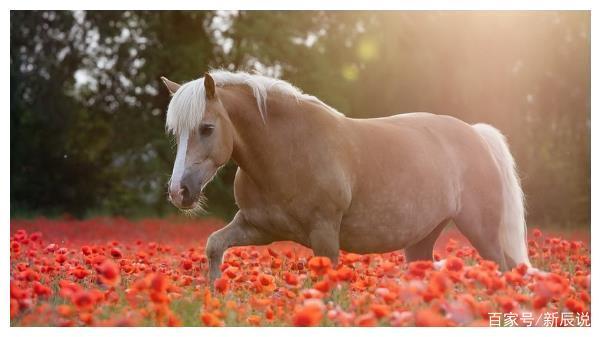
<box><xmin>180</xmin><ymin>186</ymin><xmax>190</xmax><ymax>201</ymax></box>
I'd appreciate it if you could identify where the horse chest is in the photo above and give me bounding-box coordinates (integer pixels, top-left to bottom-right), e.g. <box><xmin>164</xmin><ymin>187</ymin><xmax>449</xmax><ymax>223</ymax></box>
<box><xmin>234</xmin><ymin>166</ymin><xmax>351</xmax><ymax>244</ymax></box>
<box><xmin>239</xmin><ymin>201</ymin><xmax>310</xmax><ymax>244</ymax></box>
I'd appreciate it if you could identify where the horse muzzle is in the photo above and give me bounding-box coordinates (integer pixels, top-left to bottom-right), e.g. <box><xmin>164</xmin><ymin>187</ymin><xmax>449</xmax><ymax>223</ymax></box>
<box><xmin>169</xmin><ymin>167</ymin><xmax>206</xmax><ymax>209</ymax></box>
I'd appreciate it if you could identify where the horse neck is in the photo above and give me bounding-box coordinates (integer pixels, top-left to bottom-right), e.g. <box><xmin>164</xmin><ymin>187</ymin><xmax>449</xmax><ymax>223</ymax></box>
<box><xmin>219</xmin><ymin>85</ymin><xmax>336</xmax><ymax>185</ymax></box>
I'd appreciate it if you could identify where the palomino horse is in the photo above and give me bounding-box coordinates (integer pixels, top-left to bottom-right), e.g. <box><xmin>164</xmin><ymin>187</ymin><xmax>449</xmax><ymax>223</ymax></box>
<box><xmin>161</xmin><ymin>70</ymin><xmax>530</xmax><ymax>285</ymax></box>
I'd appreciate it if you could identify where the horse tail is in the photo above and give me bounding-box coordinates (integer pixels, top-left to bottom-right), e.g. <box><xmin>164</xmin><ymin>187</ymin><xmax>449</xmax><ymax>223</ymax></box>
<box><xmin>472</xmin><ymin>123</ymin><xmax>531</xmax><ymax>267</ymax></box>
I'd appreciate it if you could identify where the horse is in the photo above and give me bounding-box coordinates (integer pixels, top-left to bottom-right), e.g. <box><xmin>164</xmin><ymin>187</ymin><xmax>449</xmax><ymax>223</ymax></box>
<box><xmin>160</xmin><ymin>70</ymin><xmax>530</xmax><ymax>285</ymax></box>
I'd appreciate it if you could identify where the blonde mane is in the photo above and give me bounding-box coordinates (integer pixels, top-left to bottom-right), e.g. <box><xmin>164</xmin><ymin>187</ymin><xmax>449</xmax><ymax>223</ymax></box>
<box><xmin>165</xmin><ymin>70</ymin><xmax>343</xmax><ymax>134</ymax></box>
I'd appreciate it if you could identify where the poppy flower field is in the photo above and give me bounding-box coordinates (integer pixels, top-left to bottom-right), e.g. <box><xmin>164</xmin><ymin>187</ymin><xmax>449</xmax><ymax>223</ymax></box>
<box><xmin>10</xmin><ymin>217</ymin><xmax>591</xmax><ymax>327</ymax></box>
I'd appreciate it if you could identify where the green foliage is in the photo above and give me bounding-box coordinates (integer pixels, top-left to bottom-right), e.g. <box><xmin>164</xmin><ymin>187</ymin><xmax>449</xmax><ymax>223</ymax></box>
<box><xmin>11</xmin><ymin>11</ymin><xmax>221</xmax><ymax>218</ymax></box>
<box><xmin>10</xmin><ymin>11</ymin><xmax>590</xmax><ymax>227</ymax></box>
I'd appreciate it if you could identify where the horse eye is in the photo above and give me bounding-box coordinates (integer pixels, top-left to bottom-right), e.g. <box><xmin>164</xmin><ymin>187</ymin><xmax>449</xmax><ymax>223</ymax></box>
<box><xmin>199</xmin><ymin>124</ymin><xmax>215</xmax><ymax>137</ymax></box>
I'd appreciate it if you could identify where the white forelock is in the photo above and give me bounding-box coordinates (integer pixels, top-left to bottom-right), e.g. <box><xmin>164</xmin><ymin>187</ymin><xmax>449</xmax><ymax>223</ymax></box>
<box><xmin>165</xmin><ymin>70</ymin><xmax>343</xmax><ymax>134</ymax></box>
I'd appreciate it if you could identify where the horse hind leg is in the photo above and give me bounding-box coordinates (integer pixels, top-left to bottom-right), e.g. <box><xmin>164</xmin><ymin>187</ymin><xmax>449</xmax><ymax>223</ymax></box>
<box><xmin>405</xmin><ymin>220</ymin><xmax>449</xmax><ymax>262</ymax></box>
<box><xmin>453</xmin><ymin>205</ymin><xmax>509</xmax><ymax>271</ymax></box>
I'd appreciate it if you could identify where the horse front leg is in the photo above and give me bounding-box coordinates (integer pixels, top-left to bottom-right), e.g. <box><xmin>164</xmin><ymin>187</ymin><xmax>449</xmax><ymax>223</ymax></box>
<box><xmin>309</xmin><ymin>223</ymin><xmax>340</xmax><ymax>266</ymax></box>
<box><xmin>205</xmin><ymin>212</ymin><xmax>273</xmax><ymax>287</ymax></box>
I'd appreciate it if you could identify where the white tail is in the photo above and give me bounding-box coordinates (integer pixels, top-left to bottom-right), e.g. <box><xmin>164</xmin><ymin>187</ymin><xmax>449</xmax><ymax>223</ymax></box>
<box><xmin>472</xmin><ymin>123</ymin><xmax>531</xmax><ymax>267</ymax></box>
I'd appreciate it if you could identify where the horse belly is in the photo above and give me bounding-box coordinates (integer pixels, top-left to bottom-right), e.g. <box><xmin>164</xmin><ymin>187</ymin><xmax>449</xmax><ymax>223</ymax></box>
<box><xmin>338</xmin><ymin>162</ymin><xmax>460</xmax><ymax>254</ymax></box>
<box><xmin>338</xmin><ymin>115</ymin><xmax>464</xmax><ymax>254</ymax></box>
<box><xmin>339</xmin><ymin>203</ymin><xmax>448</xmax><ymax>254</ymax></box>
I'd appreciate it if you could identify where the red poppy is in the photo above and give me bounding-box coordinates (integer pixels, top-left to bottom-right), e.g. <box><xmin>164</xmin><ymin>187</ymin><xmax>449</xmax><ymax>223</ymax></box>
<box><xmin>181</xmin><ymin>259</ymin><xmax>193</xmax><ymax>271</ymax></box>
<box><xmin>71</xmin><ymin>267</ymin><xmax>90</xmax><ymax>280</ymax></box>
<box><xmin>370</xmin><ymin>304</ymin><xmax>391</xmax><ymax>319</ymax></box>
<box><xmin>565</xmin><ymin>298</ymin><xmax>585</xmax><ymax>313</ymax></box>
<box><xmin>33</xmin><ymin>282</ymin><xmax>52</xmax><ymax>297</ymax></box>
<box><xmin>11</xmin><ymin>241</ymin><xmax>20</xmax><ymax>253</ymax></box>
<box><xmin>247</xmin><ymin>314</ymin><xmax>261</xmax><ymax>326</ymax></box>
<box><xmin>150</xmin><ymin>273</ymin><xmax>168</xmax><ymax>293</ymax></box>
<box><xmin>496</xmin><ymin>295</ymin><xmax>515</xmax><ymax>313</ymax></box>
<box><xmin>445</xmin><ymin>256</ymin><xmax>464</xmax><ymax>272</ymax></box>
<box><xmin>423</xmin><ymin>271</ymin><xmax>448</xmax><ymax>301</ymax></box>
<box><xmin>355</xmin><ymin>313</ymin><xmax>377</xmax><ymax>326</ymax></box>
<box><xmin>335</xmin><ymin>265</ymin><xmax>355</xmax><ymax>282</ymax></box>
<box><xmin>343</xmin><ymin>253</ymin><xmax>362</xmax><ymax>264</ymax></box>
<box><xmin>293</xmin><ymin>300</ymin><xmax>324</xmax><ymax>327</ymax></box>
<box><xmin>408</xmin><ymin>260</ymin><xmax>432</xmax><ymax>278</ymax></box>
<box><xmin>98</xmin><ymin>259</ymin><xmax>121</xmax><ymax>287</ymax></box>
<box><xmin>284</xmin><ymin>272</ymin><xmax>299</xmax><ymax>286</ymax></box>
<box><xmin>200</xmin><ymin>311</ymin><xmax>224</xmax><ymax>327</ymax></box>
<box><xmin>415</xmin><ymin>308</ymin><xmax>451</xmax><ymax>327</ymax></box>
<box><xmin>110</xmin><ymin>247</ymin><xmax>122</xmax><ymax>259</ymax></box>
<box><xmin>258</xmin><ymin>273</ymin><xmax>275</xmax><ymax>290</ymax></box>
<box><xmin>10</xmin><ymin>299</ymin><xmax>19</xmax><ymax>319</ymax></box>
<box><xmin>308</xmin><ymin>256</ymin><xmax>332</xmax><ymax>276</ymax></box>
<box><xmin>214</xmin><ymin>277</ymin><xmax>229</xmax><ymax>294</ymax></box>
<box><xmin>72</xmin><ymin>290</ymin><xmax>95</xmax><ymax>311</ymax></box>
<box><xmin>313</xmin><ymin>279</ymin><xmax>331</xmax><ymax>293</ymax></box>
<box><xmin>504</xmin><ymin>270</ymin><xmax>523</xmax><ymax>286</ymax></box>
<box><xmin>167</xmin><ymin>312</ymin><xmax>182</xmax><ymax>327</ymax></box>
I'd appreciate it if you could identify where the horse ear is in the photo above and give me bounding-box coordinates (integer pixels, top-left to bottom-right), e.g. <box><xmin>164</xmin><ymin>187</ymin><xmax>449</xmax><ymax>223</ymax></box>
<box><xmin>160</xmin><ymin>76</ymin><xmax>181</xmax><ymax>96</ymax></box>
<box><xmin>204</xmin><ymin>72</ymin><xmax>216</xmax><ymax>100</ymax></box>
